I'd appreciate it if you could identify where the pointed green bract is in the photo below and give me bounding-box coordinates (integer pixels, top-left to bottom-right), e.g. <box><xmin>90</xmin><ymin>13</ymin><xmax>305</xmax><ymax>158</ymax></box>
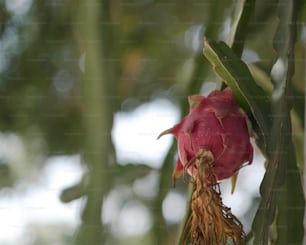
<box><xmin>230</xmin><ymin>173</ymin><xmax>238</xmax><ymax>194</ymax></box>
<box><xmin>157</xmin><ymin>127</ymin><xmax>175</xmax><ymax>139</ymax></box>
<box><xmin>188</xmin><ymin>95</ymin><xmax>203</xmax><ymax>109</ymax></box>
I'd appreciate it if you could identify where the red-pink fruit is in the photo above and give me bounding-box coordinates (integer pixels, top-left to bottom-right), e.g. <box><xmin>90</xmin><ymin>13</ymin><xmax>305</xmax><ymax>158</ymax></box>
<box><xmin>158</xmin><ymin>90</ymin><xmax>253</xmax><ymax>182</ymax></box>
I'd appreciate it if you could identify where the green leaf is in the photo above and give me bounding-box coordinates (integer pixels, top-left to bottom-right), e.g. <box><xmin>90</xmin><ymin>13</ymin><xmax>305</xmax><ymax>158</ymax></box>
<box><xmin>203</xmin><ymin>39</ymin><xmax>271</xmax><ymax>146</ymax></box>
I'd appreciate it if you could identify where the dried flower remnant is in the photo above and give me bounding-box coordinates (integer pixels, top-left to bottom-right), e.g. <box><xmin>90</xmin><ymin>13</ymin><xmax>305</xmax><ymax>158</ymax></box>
<box><xmin>158</xmin><ymin>90</ymin><xmax>253</xmax><ymax>245</ymax></box>
<box><xmin>186</xmin><ymin>149</ymin><xmax>245</xmax><ymax>245</ymax></box>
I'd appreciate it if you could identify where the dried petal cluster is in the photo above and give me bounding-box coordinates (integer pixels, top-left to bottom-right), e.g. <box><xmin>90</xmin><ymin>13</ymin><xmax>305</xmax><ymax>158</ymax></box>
<box><xmin>158</xmin><ymin>90</ymin><xmax>253</xmax><ymax>245</ymax></box>
<box><xmin>185</xmin><ymin>149</ymin><xmax>245</xmax><ymax>245</ymax></box>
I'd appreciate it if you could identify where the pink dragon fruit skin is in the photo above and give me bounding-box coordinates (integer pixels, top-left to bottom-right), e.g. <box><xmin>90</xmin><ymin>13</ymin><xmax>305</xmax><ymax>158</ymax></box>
<box><xmin>159</xmin><ymin>90</ymin><xmax>253</xmax><ymax>182</ymax></box>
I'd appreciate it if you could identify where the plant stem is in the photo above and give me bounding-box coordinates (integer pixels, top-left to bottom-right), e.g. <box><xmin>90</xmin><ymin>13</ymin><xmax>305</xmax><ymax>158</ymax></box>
<box><xmin>74</xmin><ymin>1</ymin><xmax>114</xmax><ymax>244</ymax></box>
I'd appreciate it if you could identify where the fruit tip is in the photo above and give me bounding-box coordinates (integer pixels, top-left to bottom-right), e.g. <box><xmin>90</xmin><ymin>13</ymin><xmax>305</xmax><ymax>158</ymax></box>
<box><xmin>157</xmin><ymin>127</ymin><xmax>173</xmax><ymax>140</ymax></box>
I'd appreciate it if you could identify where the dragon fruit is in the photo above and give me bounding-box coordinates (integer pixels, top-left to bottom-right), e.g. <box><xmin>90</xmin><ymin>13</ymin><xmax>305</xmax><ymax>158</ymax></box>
<box><xmin>158</xmin><ymin>89</ymin><xmax>253</xmax><ymax>184</ymax></box>
<box><xmin>158</xmin><ymin>90</ymin><xmax>254</xmax><ymax>244</ymax></box>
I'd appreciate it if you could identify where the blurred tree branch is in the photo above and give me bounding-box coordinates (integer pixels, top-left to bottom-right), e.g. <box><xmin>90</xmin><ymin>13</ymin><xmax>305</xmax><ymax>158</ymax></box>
<box><xmin>74</xmin><ymin>1</ymin><xmax>114</xmax><ymax>244</ymax></box>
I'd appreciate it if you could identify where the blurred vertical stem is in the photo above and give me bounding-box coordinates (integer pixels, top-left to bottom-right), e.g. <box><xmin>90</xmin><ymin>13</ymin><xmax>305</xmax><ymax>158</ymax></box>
<box><xmin>228</xmin><ymin>0</ymin><xmax>255</xmax><ymax>57</ymax></box>
<box><xmin>152</xmin><ymin>142</ymin><xmax>177</xmax><ymax>245</ymax></box>
<box><xmin>252</xmin><ymin>0</ymin><xmax>305</xmax><ymax>244</ymax></box>
<box><xmin>74</xmin><ymin>1</ymin><xmax>113</xmax><ymax>244</ymax></box>
<box><xmin>183</xmin><ymin>0</ymin><xmax>227</xmax><ymax>110</ymax></box>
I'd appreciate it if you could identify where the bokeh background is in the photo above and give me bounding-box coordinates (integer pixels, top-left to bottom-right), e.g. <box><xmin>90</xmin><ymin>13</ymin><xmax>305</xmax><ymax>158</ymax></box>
<box><xmin>0</xmin><ymin>0</ymin><xmax>304</xmax><ymax>244</ymax></box>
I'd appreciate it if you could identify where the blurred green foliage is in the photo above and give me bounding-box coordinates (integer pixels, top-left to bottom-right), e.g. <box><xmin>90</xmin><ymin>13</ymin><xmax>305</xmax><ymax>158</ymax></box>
<box><xmin>0</xmin><ymin>0</ymin><xmax>304</xmax><ymax>244</ymax></box>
